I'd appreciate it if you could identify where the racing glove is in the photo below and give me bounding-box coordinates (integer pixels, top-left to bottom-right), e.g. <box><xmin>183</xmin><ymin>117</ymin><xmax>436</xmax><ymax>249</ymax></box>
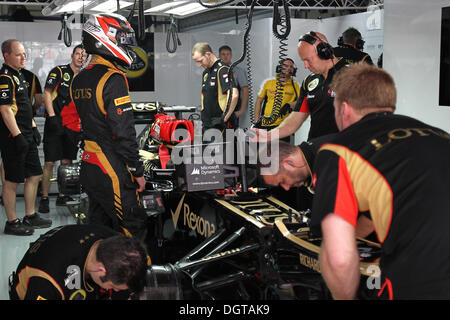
<box><xmin>13</xmin><ymin>133</ymin><xmax>29</xmax><ymax>154</ymax></box>
<box><xmin>32</xmin><ymin>127</ymin><xmax>41</xmax><ymax>146</ymax></box>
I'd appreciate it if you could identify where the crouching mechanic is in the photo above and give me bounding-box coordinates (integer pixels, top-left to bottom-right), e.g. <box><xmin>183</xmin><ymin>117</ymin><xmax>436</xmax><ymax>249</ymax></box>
<box><xmin>9</xmin><ymin>224</ymin><xmax>148</xmax><ymax>300</ymax></box>
<box><xmin>71</xmin><ymin>13</ymin><xmax>147</xmax><ymax>240</ymax></box>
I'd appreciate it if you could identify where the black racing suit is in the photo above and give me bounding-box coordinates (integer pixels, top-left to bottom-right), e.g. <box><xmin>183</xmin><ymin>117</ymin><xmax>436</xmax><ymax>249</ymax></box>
<box><xmin>71</xmin><ymin>55</ymin><xmax>147</xmax><ymax>240</ymax></box>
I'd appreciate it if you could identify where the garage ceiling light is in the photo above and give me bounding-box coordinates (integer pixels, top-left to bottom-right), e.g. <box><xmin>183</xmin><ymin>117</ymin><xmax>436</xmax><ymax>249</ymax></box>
<box><xmin>55</xmin><ymin>0</ymin><xmax>92</xmax><ymax>13</ymax></box>
<box><xmin>165</xmin><ymin>2</ymin><xmax>207</xmax><ymax>16</ymax></box>
<box><xmin>89</xmin><ymin>0</ymin><xmax>134</xmax><ymax>12</ymax></box>
<box><xmin>144</xmin><ymin>1</ymin><xmax>188</xmax><ymax>13</ymax></box>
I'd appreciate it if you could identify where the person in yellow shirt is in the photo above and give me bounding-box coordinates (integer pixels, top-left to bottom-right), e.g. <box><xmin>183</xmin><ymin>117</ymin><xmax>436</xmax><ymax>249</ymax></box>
<box><xmin>253</xmin><ymin>58</ymin><xmax>300</xmax><ymax>141</ymax></box>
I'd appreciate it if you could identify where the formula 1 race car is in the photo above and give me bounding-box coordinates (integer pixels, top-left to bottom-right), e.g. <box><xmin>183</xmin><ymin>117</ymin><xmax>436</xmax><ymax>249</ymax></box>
<box><xmin>57</xmin><ymin>102</ymin><xmax>382</xmax><ymax>300</ymax></box>
<box><xmin>132</xmin><ymin>103</ymin><xmax>382</xmax><ymax>300</ymax></box>
<box><xmin>140</xmin><ymin>194</ymin><xmax>381</xmax><ymax>300</ymax></box>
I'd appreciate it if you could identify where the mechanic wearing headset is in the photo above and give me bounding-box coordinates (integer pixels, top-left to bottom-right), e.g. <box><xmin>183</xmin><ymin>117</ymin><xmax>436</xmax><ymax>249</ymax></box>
<box><xmin>251</xmin><ymin>31</ymin><xmax>344</xmax><ymax>142</ymax></box>
<box><xmin>253</xmin><ymin>58</ymin><xmax>300</xmax><ymax>142</ymax></box>
<box><xmin>333</xmin><ymin>27</ymin><xmax>374</xmax><ymax>65</ymax></box>
<box><xmin>71</xmin><ymin>13</ymin><xmax>147</xmax><ymax>241</ymax></box>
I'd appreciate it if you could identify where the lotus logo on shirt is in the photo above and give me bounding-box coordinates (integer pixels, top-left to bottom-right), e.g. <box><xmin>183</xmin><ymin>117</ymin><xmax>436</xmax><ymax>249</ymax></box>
<box><xmin>308</xmin><ymin>78</ymin><xmax>319</xmax><ymax>91</ymax></box>
<box><xmin>63</xmin><ymin>73</ymin><xmax>71</xmax><ymax>82</ymax></box>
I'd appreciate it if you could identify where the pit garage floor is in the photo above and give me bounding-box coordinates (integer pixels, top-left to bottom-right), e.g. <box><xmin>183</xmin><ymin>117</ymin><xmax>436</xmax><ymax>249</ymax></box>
<box><xmin>0</xmin><ymin>195</ymin><xmax>76</xmax><ymax>300</ymax></box>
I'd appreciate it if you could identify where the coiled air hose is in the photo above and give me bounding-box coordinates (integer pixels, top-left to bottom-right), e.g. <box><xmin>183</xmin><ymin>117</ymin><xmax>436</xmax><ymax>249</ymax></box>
<box><xmin>224</xmin><ymin>0</ymin><xmax>256</xmax><ymax>124</ymax></box>
<box><xmin>245</xmin><ymin>27</ymin><xmax>255</xmax><ymax>125</ymax></box>
<box><xmin>256</xmin><ymin>0</ymin><xmax>291</xmax><ymax>128</ymax></box>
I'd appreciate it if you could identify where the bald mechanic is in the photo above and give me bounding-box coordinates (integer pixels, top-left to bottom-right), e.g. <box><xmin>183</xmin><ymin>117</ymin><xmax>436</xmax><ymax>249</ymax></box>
<box><xmin>258</xmin><ymin>138</ymin><xmax>374</xmax><ymax>240</ymax></box>
<box><xmin>0</xmin><ymin>39</ymin><xmax>51</xmax><ymax>236</ymax></box>
<box><xmin>251</xmin><ymin>31</ymin><xmax>344</xmax><ymax>142</ymax></box>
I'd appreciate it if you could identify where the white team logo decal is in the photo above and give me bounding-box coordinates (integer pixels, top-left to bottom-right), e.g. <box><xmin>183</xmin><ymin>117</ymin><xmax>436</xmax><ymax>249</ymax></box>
<box><xmin>308</xmin><ymin>78</ymin><xmax>319</xmax><ymax>91</ymax></box>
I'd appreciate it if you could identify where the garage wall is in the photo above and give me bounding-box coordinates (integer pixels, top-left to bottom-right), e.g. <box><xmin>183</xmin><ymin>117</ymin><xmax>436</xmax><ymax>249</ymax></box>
<box><xmin>384</xmin><ymin>0</ymin><xmax>450</xmax><ymax>133</ymax></box>
<box><xmin>0</xmin><ymin>11</ymin><xmax>383</xmax><ymax>140</ymax></box>
<box><xmin>0</xmin><ymin>21</ymin><xmax>82</xmax><ymax>86</ymax></box>
<box><xmin>131</xmin><ymin>21</ymin><xmax>247</xmax><ymax>106</ymax></box>
<box><xmin>0</xmin><ymin>21</ymin><xmax>83</xmax><ymax>194</ymax></box>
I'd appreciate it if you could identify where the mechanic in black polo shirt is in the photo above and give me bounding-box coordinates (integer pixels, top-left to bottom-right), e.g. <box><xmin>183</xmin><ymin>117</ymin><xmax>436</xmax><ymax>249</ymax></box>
<box><xmin>333</xmin><ymin>27</ymin><xmax>373</xmax><ymax>65</ymax></box>
<box><xmin>38</xmin><ymin>44</ymin><xmax>87</xmax><ymax>214</ymax></box>
<box><xmin>257</xmin><ymin>135</ymin><xmax>376</xmax><ymax>239</ymax></box>
<box><xmin>0</xmin><ymin>67</ymin><xmax>43</xmax><ymax>203</ymax></box>
<box><xmin>192</xmin><ymin>42</ymin><xmax>239</xmax><ymax>133</ymax></box>
<box><xmin>9</xmin><ymin>224</ymin><xmax>148</xmax><ymax>300</ymax></box>
<box><xmin>251</xmin><ymin>31</ymin><xmax>342</xmax><ymax>142</ymax></box>
<box><xmin>311</xmin><ymin>63</ymin><xmax>450</xmax><ymax>300</ymax></box>
<box><xmin>0</xmin><ymin>39</ymin><xmax>51</xmax><ymax>236</ymax></box>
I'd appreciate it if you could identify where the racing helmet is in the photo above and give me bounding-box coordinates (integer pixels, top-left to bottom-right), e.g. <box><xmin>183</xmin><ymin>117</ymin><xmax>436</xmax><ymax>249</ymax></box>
<box><xmin>82</xmin><ymin>13</ymin><xmax>137</xmax><ymax>67</ymax></box>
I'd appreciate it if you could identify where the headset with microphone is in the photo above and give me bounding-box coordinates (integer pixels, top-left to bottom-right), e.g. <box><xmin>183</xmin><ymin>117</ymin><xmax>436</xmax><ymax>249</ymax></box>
<box><xmin>276</xmin><ymin>58</ymin><xmax>297</xmax><ymax>77</ymax></box>
<box><xmin>337</xmin><ymin>35</ymin><xmax>365</xmax><ymax>51</ymax></box>
<box><xmin>298</xmin><ymin>31</ymin><xmax>334</xmax><ymax>60</ymax></box>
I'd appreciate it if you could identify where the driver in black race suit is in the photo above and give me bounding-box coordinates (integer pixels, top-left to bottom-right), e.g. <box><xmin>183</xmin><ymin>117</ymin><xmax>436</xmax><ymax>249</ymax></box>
<box><xmin>71</xmin><ymin>13</ymin><xmax>147</xmax><ymax>241</ymax></box>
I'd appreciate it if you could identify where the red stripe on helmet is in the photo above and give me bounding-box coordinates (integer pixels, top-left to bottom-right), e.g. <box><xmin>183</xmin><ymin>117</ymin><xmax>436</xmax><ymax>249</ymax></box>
<box><xmin>97</xmin><ymin>16</ymin><xmax>121</xmax><ymax>32</ymax></box>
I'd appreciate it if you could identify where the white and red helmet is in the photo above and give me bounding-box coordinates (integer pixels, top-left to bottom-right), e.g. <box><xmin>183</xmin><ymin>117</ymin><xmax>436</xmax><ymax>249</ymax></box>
<box><xmin>82</xmin><ymin>13</ymin><xmax>137</xmax><ymax>67</ymax></box>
